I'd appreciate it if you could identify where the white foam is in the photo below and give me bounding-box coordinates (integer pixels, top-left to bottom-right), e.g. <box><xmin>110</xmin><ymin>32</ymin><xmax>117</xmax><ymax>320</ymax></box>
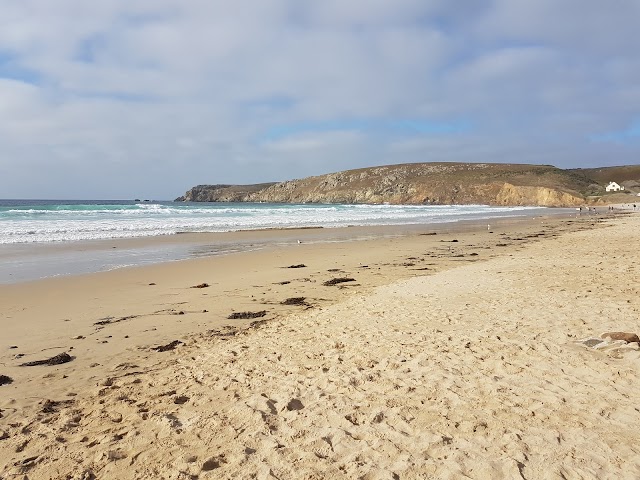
<box><xmin>0</xmin><ymin>203</ymin><xmax>549</xmax><ymax>244</ymax></box>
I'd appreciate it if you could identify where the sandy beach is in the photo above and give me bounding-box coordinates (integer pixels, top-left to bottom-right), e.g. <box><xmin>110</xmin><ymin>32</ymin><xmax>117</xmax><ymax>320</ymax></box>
<box><xmin>1</xmin><ymin>211</ymin><xmax>639</xmax><ymax>479</ymax></box>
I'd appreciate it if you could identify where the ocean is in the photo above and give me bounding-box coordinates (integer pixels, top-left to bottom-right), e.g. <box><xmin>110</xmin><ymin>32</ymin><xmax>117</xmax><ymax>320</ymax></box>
<box><xmin>0</xmin><ymin>199</ymin><xmax>559</xmax><ymax>283</ymax></box>
<box><xmin>0</xmin><ymin>199</ymin><xmax>550</xmax><ymax>245</ymax></box>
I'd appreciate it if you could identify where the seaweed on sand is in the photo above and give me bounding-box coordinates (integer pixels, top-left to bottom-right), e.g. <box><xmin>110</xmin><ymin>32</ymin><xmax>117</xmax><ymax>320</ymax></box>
<box><xmin>228</xmin><ymin>310</ymin><xmax>268</xmax><ymax>320</ymax></box>
<box><xmin>281</xmin><ymin>297</ymin><xmax>308</xmax><ymax>306</ymax></box>
<box><xmin>323</xmin><ymin>277</ymin><xmax>356</xmax><ymax>286</ymax></box>
<box><xmin>20</xmin><ymin>352</ymin><xmax>73</xmax><ymax>367</ymax></box>
<box><xmin>152</xmin><ymin>340</ymin><xmax>183</xmax><ymax>352</ymax></box>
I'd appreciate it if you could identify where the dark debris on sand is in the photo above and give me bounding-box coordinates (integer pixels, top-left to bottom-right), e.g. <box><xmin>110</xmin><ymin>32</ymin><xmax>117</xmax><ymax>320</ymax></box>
<box><xmin>191</xmin><ymin>283</ymin><xmax>209</xmax><ymax>288</ymax></box>
<box><xmin>94</xmin><ymin>315</ymin><xmax>138</xmax><ymax>326</ymax></box>
<box><xmin>20</xmin><ymin>352</ymin><xmax>73</xmax><ymax>367</ymax></box>
<box><xmin>41</xmin><ymin>399</ymin><xmax>74</xmax><ymax>414</ymax></box>
<box><xmin>208</xmin><ymin>327</ymin><xmax>239</xmax><ymax>337</ymax></box>
<box><xmin>285</xmin><ymin>264</ymin><xmax>307</xmax><ymax>269</ymax></box>
<box><xmin>323</xmin><ymin>277</ymin><xmax>356</xmax><ymax>286</ymax></box>
<box><xmin>228</xmin><ymin>310</ymin><xmax>268</xmax><ymax>320</ymax></box>
<box><xmin>0</xmin><ymin>375</ymin><xmax>13</xmax><ymax>386</ymax></box>
<box><xmin>281</xmin><ymin>297</ymin><xmax>308</xmax><ymax>306</ymax></box>
<box><xmin>152</xmin><ymin>340</ymin><xmax>183</xmax><ymax>352</ymax></box>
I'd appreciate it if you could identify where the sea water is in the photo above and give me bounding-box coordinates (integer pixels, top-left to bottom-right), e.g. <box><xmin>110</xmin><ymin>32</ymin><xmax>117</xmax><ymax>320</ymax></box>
<box><xmin>0</xmin><ymin>200</ymin><xmax>549</xmax><ymax>245</ymax></box>
<box><xmin>0</xmin><ymin>200</ymin><xmax>558</xmax><ymax>283</ymax></box>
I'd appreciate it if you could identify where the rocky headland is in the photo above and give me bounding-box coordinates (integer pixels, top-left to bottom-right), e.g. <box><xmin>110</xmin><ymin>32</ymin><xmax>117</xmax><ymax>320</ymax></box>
<box><xmin>176</xmin><ymin>162</ymin><xmax>640</xmax><ymax>207</ymax></box>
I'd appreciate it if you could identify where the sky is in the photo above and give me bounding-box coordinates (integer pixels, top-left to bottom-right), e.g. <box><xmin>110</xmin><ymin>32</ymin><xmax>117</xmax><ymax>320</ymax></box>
<box><xmin>0</xmin><ymin>1</ymin><xmax>639</xmax><ymax>199</ymax></box>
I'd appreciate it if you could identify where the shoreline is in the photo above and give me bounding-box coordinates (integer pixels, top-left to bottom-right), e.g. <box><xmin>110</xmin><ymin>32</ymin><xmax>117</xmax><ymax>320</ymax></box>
<box><xmin>0</xmin><ymin>207</ymin><xmax>579</xmax><ymax>284</ymax></box>
<box><xmin>0</xmin><ymin>212</ymin><xmax>618</xmax><ymax>397</ymax></box>
<box><xmin>1</xmin><ymin>211</ymin><xmax>638</xmax><ymax>478</ymax></box>
<box><xmin>0</xmin><ymin>200</ymin><xmax>560</xmax><ymax>249</ymax></box>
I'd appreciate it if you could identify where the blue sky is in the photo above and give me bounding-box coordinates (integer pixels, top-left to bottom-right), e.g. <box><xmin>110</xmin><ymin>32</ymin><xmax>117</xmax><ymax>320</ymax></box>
<box><xmin>0</xmin><ymin>0</ymin><xmax>639</xmax><ymax>199</ymax></box>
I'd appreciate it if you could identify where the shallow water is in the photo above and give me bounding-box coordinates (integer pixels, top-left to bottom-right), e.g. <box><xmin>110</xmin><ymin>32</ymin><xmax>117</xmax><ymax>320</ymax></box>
<box><xmin>0</xmin><ymin>200</ymin><xmax>568</xmax><ymax>283</ymax></box>
<box><xmin>0</xmin><ymin>199</ymin><xmax>548</xmax><ymax>244</ymax></box>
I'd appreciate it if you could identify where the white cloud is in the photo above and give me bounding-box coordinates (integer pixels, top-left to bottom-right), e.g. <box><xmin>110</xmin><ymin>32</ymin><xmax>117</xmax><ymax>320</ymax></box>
<box><xmin>0</xmin><ymin>0</ymin><xmax>638</xmax><ymax>198</ymax></box>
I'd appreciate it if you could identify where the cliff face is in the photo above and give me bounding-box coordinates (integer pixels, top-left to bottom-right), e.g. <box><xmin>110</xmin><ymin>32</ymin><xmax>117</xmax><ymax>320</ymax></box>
<box><xmin>175</xmin><ymin>163</ymin><xmax>591</xmax><ymax>207</ymax></box>
<box><xmin>494</xmin><ymin>183</ymin><xmax>583</xmax><ymax>207</ymax></box>
<box><xmin>245</xmin><ymin>163</ymin><xmax>586</xmax><ymax>206</ymax></box>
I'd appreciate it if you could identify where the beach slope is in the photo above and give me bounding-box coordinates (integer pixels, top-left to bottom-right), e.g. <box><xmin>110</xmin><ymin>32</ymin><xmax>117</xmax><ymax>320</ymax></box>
<box><xmin>1</xmin><ymin>214</ymin><xmax>639</xmax><ymax>479</ymax></box>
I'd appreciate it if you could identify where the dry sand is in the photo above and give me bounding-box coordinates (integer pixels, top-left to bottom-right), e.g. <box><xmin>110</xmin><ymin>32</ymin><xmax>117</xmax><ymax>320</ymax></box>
<box><xmin>1</xmin><ymin>212</ymin><xmax>639</xmax><ymax>479</ymax></box>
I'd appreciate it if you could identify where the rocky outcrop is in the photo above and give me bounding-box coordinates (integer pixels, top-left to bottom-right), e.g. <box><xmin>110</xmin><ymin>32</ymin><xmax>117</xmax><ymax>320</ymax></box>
<box><xmin>495</xmin><ymin>183</ymin><xmax>583</xmax><ymax>207</ymax></box>
<box><xmin>175</xmin><ymin>162</ymin><xmax>594</xmax><ymax>206</ymax></box>
<box><xmin>175</xmin><ymin>183</ymin><xmax>276</xmax><ymax>202</ymax></box>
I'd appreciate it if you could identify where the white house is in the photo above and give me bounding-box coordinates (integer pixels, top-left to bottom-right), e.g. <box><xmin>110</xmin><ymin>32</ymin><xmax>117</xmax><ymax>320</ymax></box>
<box><xmin>605</xmin><ymin>182</ymin><xmax>625</xmax><ymax>192</ymax></box>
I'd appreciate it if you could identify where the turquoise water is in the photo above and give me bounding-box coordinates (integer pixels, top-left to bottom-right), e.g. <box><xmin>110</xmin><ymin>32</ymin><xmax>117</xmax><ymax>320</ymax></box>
<box><xmin>0</xmin><ymin>199</ymin><xmax>548</xmax><ymax>245</ymax></box>
<box><xmin>0</xmin><ymin>199</ymin><xmax>562</xmax><ymax>283</ymax></box>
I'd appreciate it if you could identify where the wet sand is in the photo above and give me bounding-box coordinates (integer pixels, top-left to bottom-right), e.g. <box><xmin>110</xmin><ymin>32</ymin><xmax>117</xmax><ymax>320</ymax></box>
<box><xmin>0</xmin><ymin>210</ymin><xmax>575</xmax><ymax>284</ymax></box>
<box><xmin>1</xmin><ymin>211</ymin><xmax>639</xmax><ymax>479</ymax></box>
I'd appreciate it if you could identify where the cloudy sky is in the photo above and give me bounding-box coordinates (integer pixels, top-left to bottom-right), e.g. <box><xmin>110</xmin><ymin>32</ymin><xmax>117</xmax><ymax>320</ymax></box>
<box><xmin>1</xmin><ymin>1</ymin><xmax>639</xmax><ymax>199</ymax></box>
